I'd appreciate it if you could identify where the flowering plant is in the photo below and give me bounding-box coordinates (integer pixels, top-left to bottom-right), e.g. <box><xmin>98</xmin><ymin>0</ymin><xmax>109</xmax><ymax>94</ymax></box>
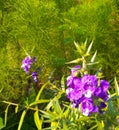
<box><xmin>66</xmin><ymin>40</ymin><xmax>110</xmax><ymax>116</ymax></box>
<box><xmin>21</xmin><ymin>56</ymin><xmax>38</xmax><ymax>82</ymax></box>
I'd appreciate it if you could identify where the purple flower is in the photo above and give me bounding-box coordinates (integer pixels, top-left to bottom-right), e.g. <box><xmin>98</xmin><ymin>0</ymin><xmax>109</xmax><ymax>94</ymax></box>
<box><xmin>32</xmin><ymin>57</ymin><xmax>37</xmax><ymax>62</ymax></box>
<box><xmin>66</xmin><ymin>65</ymin><xmax>81</xmax><ymax>88</ymax></box>
<box><xmin>21</xmin><ymin>56</ymin><xmax>37</xmax><ymax>74</ymax></box>
<box><xmin>81</xmin><ymin>98</ymin><xmax>98</xmax><ymax>116</ymax></box>
<box><xmin>71</xmin><ymin>65</ymin><xmax>80</xmax><ymax>77</ymax></box>
<box><xmin>32</xmin><ymin>71</ymin><xmax>38</xmax><ymax>82</ymax></box>
<box><xmin>94</xmin><ymin>80</ymin><xmax>110</xmax><ymax>101</ymax></box>
<box><xmin>21</xmin><ymin>56</ymin><xmax>32</xmax><ymax>74</ymax></box>
<box><xmin>66</xmin><ymin>87</ymin><xmax>83</xmax><ymax>101</ymax></box>
<box><xmin>66</xmin><ymin>65</ymin><xmax>110</xmax><ymax>116</ymax></box>
<box><xmin>100</xmin><ymin>102</ymin><xmax>106</xmax><ymax>108</ymax></box>
<box><xmin>81</xmin><ymin>75</ymin><xmax>98</xmax><ymax>98</ymax></box>
<box><xmin>67</xmin><ymin>77</ymin><xmax>81</xmax><ymax>88</ymax></box>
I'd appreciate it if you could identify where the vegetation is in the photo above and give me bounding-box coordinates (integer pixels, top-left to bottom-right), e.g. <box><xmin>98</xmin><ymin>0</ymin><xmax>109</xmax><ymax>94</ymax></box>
<box><xmin>0</xmin><ymin>0</ymin><xmax>119</xmax><ymax>129</ymax></box>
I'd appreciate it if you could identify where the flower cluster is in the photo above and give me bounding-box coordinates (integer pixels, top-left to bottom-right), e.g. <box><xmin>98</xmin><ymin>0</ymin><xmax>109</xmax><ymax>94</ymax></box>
<box><xmin>21</xmin><ymin>56</ymin><xmax>38</xmax><ymax>82</ymax></box>
<box><xmin>66</xmin><ymin>65</ymin><xmax>110</xmax><ymax>116</ymax></box>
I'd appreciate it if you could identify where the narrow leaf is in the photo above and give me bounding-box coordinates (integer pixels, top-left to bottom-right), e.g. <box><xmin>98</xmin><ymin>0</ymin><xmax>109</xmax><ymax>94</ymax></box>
<box><xmin>0</xmin><ymin>117</ymin><xmax>5</xmax><ymax>129</ymax></box>
<box><xmin>64</xmin><ymin>107</ymin><xmax>70</xmax><ymax>118</ymax></box>
<box><xmin>74</xmin><ymin>41</ymin><xmax>80</xmax><ymax>50</ymax></box>
<box><xmin>86</xmin><ymin>40</ymin><xmax>93</xmax><ymax>54</ymax></box>
<box><xmin>17</xmin><ymin>110</ymin><xmax>27</xmax><ymax>130</ymax></box>
<box><xmin>34</xmin><ymin>110</ymin><xmax>42</xmax><ymax>130</ymax></box>
<box><xmin>29</xmin><ymin>100</ymin><xmax>50</xmax><ymax>106</ymax></box>
<box><xmin>61</xmin><ymin>75</ymin><xmax>65</xmax><ymax>91</ymax></box>
<box><xmin>46</xmin><ymin>100</ymin><xmax>54</xmax><ymax>111</ymax></box>
<box><xmin>15</xmin><ymin>105</ymin><xmax>19</xmax><ymax>114</ymax></box>
<box><xmin>114</xmin><ymin>77</ymin><xmax>119</xmax><ymax>104</ymax></box>
<box><xmin>53</xmin><ymin>99</ymin><xmax>62</xmax><ymax>114</ymax></box>
<box><xmin>87</xmin><ymin>62</ymin><xmax>99</xmax><ymax>66</ymax></box>
<box><xmin>65</xmin><ymin>58</ymin><xmax>81</xmax><ymax>64</ymax></box>
<box><xmin>91</xmin><ymin>50</ymin><xmax>97</xmax><ymax>62</ymax></box>
<box><xmin>40</xmin><ymin>110</ymin><xmax>57</xmax><ymax>120</ymax></box>
<box><xmin>114</xmin><ymin>77</ymin><xmax>119</xmax><ymax>96</ymax></box>
<box><xmin>36</xmin><ymin>82</ymin><xmax>49</xmax><ymax>101</ymax></box>
<box><xmin>51</xmin><ymin>121</ymin><xmax>59</xmax><ymax>130</ymax></box>
<box><xmin>5</xmin><ymin>104</ymin><xmax>10</xmax><ymax>126</ymax></box>
<box><xmin>0</xmin><ymin>87</ymin><xmax>3</xmax><ymax>93</ymax></box>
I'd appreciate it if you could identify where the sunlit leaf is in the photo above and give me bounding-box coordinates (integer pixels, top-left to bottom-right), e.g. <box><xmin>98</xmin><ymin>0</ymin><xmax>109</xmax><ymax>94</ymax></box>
<box><xmin>29</xmin><ymin>100</ymin><xmax>50</xmax><ymax>107</ymax></box>
<box><xmin>61</xmin><ymin>75</ymin><xmax>65</xmax><ymax>91</ymax></box>
<box><xmin>91</xmin><ymin>50</ymin><xmax>97</xmax><ymax>62</ymax></box>
<box><xmin>17</xmin><ymin>109</ymin><xmax>27</xmax><ymax>130</ymax></box>
<box><xmin>65</xmin><ymin>58</ymin><xmax>81</xmax><ymax>64</ymax></box>
<box><xmin>53</xmin><ymin>98</ymin><xmax>62</xmax><ymax>114</ymax></box>
<box><xmin>36</xmin><ymin>82</ymin><xmax>49</xmax><ymax>101</ymax></box>
<box><xmin>46</xmin><ymin>100</ymin><xmax>54</xmax><ymax>111</ymax></box>
<box><xmin>87</xmin><ymin>62</ymin><xmax>99</xmax><ymax>66</ymax></box>
<box><xmin>15</xmin><ymin>105</ymin><xmax>19</xmax><ymax>114</ymax></box>
<box><xmin>40</xmin><ymin>110</ymin><xmax>57</xmax><ymax>121</ymax></box>
<box><xmin>34</xmin><ymin>110</ymin><xmax>42</xmax><ymax>130</ymax></box>
<box><xmin>86</xmin><ymin>40</ymin><xmax>93</xmax><ymax>54</ymax></box>
<box><xmin>114</xmin><ymin>77</ymin><xmax>119</xmax><ymax>96</ymax></box>
<box><xmin>5</xmin><ymin>104</ymin><xmax>10</xmax><ymax>126</ymax></box>
<box><xmin>63</xmin><ymin>107</ymin><xmax>70</xmax><ymax>118</ymax></box>
<box><xmin>51</xmin><ymin>121</ymin><xmax>59</xmax><ymax>130</ymax></box>
<box><xmin>74</xmin><ymin>41</ymin><xmax>80</xmax><ymax>50</ymax></box>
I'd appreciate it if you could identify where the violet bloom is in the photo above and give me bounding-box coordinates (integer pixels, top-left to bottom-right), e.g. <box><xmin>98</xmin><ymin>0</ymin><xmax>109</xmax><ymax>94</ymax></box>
<box><xmin>81</xmin><ymin>98</ymin><xmax>98</xmax><ymax>116</ymax></box>
<box><xmin>81</xmin><ymin>75</ymin><xmax>98</xmax><ymax>98</ymax></box>
<box><xmin>66</xmin><ymin>65</ymin><xmax>81</xmax><ymax>87</ymax></box>
<box><xmin>71</xmin><ymin>65</ymin><xmax>80</xmax><ymax>77</ymax></box>
<box><xmin>66</xmin><ymin>77</ymin><xmax>82</xmax><ymax>101</ymax></box>
<box><xmin>100</xmin><ymin>102</ymin><xmax>106</xmax><ymax>109</ymax></box>
<box><xmin>32</xmin><ymin>72</ymin><xmax>38</xmax><ymax>82</ymax></box>
<box><xmin>66</xmin><ymin>65</ymin><xmax>110</xmax><ymax>116</ymax></box>
<box><xmin>66</xmin><ymin>87</ymin><xmax>83</xmax><ymax>101</ymax></box>
<box><xmin>21</xmin><ymin>56</ymin><xmax>32</xmax><ymax>74</ymax></box>
<box><xmin>32</xmin><ymin>57</ymin><xmax>37</xmax><ymax>62</ymax></box>
<box><xmin>94</xmin><ymin>80</ymin><xmax>110</xmax><ymax>101</ymax></box>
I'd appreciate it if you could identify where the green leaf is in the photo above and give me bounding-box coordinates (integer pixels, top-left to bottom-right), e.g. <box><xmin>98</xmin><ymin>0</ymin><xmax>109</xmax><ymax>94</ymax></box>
<box><xmin>40</xmin><ymin>110</ymin><xmax>57</xmax><ymax>121</ymax></box>
<box><xmin>63</xmin><ymin>121</ymin><xmax>69</xmax><ymax>129</ymax></box>
<box><xmin>115</xmin><ymin>126</ymin><xmax>119</xmax><ymax>130</ymax></box>
<box><xmin>74</xmin><ymin>41</ymin><xmax>80</xmax><ymax>50</ymax></box>
<box><xmin>114</xmin><ymin>77</ymin><xmax>119</xmax><ymax>95</ymax></box>
<box><xmin>51</xmin><ymin>121</ymin><xmax>59</xmax><ymax>130</ymax></box>
<box><xmin>36</xmin><ymin>82</ymin><xmax>49</xmax><ymax>101</ymax></box>
<box><xmin>15</xmin><ymin>105</ymin><xmax>19</xmax><ymax>114</ymax></box>
<box><xmin>96</xmin><ymin>121</ymin><xmax>104</xmax><ymax>130</ymax></box>
<box><xmin>5</xmin><ymin>104</ymin><xmax>10</xmax><ymax>126</ymax></box>
<box><xmin>61</xmin><ymin>75</ymin><xmax>65</xmax><ymax>91</ymax></box>
<box><xmin>34</xmin><ymin>110</ymin><xmax>42</xmax><ymax>130</ymax></box>
<box><xmin>46</xmin><ymin>100</ymin><xmax>54</xmax><ymax>111</ymax></box>
<box><xmin>108</xmin><ymin>95</ymin><xmax>119</xmax><ymax>101</ymax></box>
<box><xmin>91</xmin><ymin>50</ymin><xmax>97</xmax><ymax>62</ymax></box>
<box><xmin>0</xmin><ymin>86</ymin><xmax>3</xmax><ymax>93</ymax></box>
<box><xmin>17</xmin><ymin>109</ymin><xmax>27</xmax><ymax>130</ymax></box>
<box><xmin>107</xmin><ymin>100</ymin><xmax>115</xmax><ymax>116</ymax></box>
<box><xmin>65</xmin><ymin>58</ymin><xmax>81</xmax><ymax>64</ymax></box>
<box><xmin>63</xmin><ymin>107</ymin><xmax>70</xmax><ymax>118</ymax></box>
<box><xmin>87</xmin><ymin>62</ymin><xmax>99</xmax><ymax>66</ymax></box>
<box><xmin>86</xmin><ymin>40</ymin><xmax>93</xmax><ymax>54</ymax></box>
<box><xmin>0</xmin><ymin>117</ymin><xmax>5</xmax><ymax>129</ymax></box>
<box><xmin>114</xmin><ymin>77</ymin><xmax>119</xmax><ymax>104</ymax></box>
<box><xmin>74</xmin><ymin>41</ymin><xmax>87</xmax><ymax>56</ymax></box>
<box><xmin>29</xmin><ymin>100</ymin><xmax>50</xmax><ymax>107</ymax></box>
<box><xmin>53</xmin><ymin>98</ymin><xmax>62</xmax><ymax>114</ymax></box>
